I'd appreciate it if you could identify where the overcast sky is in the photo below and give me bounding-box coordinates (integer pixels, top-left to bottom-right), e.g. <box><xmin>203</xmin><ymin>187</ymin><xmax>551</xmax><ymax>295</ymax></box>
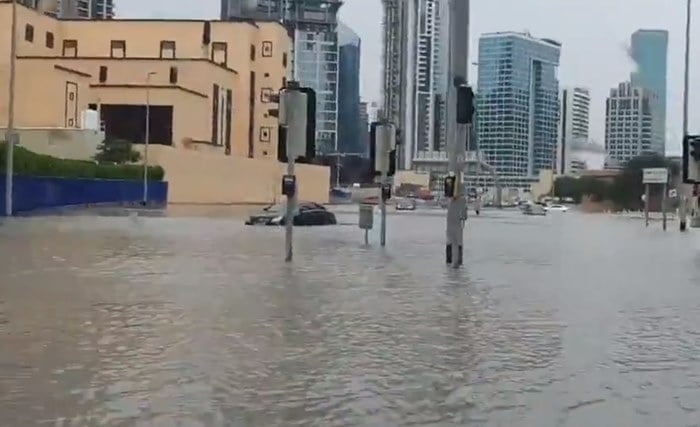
<box><xmin>117</xmin><ymin>0</ymin><xmax>700</xmax><ymax>154</ymax></box>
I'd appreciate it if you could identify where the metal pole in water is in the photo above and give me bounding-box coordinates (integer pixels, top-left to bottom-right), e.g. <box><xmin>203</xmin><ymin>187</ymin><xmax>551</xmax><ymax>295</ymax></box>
<box><xmin>645</xmin><ymin>184</ymin><xmax>650</xmax><ymax>227</ymax></box>
<box><xmin>662</xmin><ymin>183</ymin><xmax>668</xmax><ymax>231</ymax></box>
<box><xmin>680</xmin><ymin>195</ymin><xmax>688</xmax><ymax>231</ymax></box>
<box><xmin>380</xmin><ymin>172</ymin><xmax>387</xmax><ymax>247</ymax></box>
<box><xmin>143</xmin><ymin>71</ymin><xmax>156</xmax><ymax>205</ymax></box>
<box><xmin>683</xmin><ymin>0</ymin><xmax>693</xmax><ymax>229</ymax></box>
<box><xmin>285</xmin><ymin>156</ymin><xmax>295</xmax><ymax>262</ymax></box>
<box><xmin>4</xmin><ymin>0</ymin><xmax>18</xmax><ymax>217</ymax></box>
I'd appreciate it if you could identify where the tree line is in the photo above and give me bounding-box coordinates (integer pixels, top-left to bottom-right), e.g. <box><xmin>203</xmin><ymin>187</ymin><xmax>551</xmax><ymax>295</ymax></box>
<box><xmin>554</xmin><ymin>154</ymin><xmax>678</xmax><ymax>211</ymax></box>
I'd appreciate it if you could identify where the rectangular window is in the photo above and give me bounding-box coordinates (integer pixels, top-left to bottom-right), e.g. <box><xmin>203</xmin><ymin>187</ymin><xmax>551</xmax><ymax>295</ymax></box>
<box><xmin>160</xmin><ymin>40</ymin><xmax>176</xmax><ymax>59</ymax></box>
<box><xmin>260</xmin><ymin>87</ymin><xmax>273</xmax><ymax>103</ymax></box>
<box><xmin>225</xmin><ymin>89</ymin><xmax>233</xmax><ymax>155</ymax></box>
<box><xmin>45</xmin><ymin>31</ymin><xmax>54</xmax><ymax>48</ymax></box>
<box><xmin>212</xmin><ymin>84</ymin><xmax>220</xmax><ymax>146</ymax></box>
<box><xmin>110</xmin><ymin>40</ymin><xmax>126</xmax><ymax>58</ymax></box>
<box><xmin>99</xmin><ymin>66</ymin><xmax>108</xmax><ymax>83</ymax></box>
<box><xmin>62</xmin><ymin>39</ymin><xmax>78</xmax><ymax>57</ymax></box>
<box><xmin>259</xmin><ymin>127</ymin><xmax>271</xmax><ymax>142</ymax></box>
<box><xmin>212</xmin><ymin>42</ymin><xmax>228</xmax><ymax>66</ymax></box>
<box><xmin>25</xmin><ymin>24</ymin><xmax>34</xmax><ymax>42</ymax></box>
<box><xmin>250</xmin><ymin>44</ymin><xmax>256</xmax><ymax>61</ymax></box>
<box><xmin>169</xmin><ymin>66</ymin><xmax>178</xmax><ymax>84</ymax></box>
<box><xmin>282</xmin><ymin>52</ymin><xmax>288</xmax><ymax>68</ymax></box>
<box><xmin>248</xmin><ymin>71</ymin><xmax>256</xmax><ymax>158</ymax></box>
<box><xmin>262</xmin><ymin>41</ymin><xmax>273</xmax><ymax>57</ymax></box>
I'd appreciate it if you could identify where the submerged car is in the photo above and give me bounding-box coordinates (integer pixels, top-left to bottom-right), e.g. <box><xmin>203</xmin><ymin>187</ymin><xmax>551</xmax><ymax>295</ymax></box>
<box><xmin>245</xmin><ymin>202</ymin><xmax>337</xmax><ymax>226</ymax></box>
<box><xmin>522</xmin><ymin>203</ymin><xmax>547</xmax><ymax>216</ymax></box>
<box><xmin>396</xmin><ymin>198</ymin><xmax>417</xmax><ymax>211</ymax></box>
<box><xmin>545</xmin><ymin>204</ymin><xmax>569</xmax><ymax>212</ymax></box>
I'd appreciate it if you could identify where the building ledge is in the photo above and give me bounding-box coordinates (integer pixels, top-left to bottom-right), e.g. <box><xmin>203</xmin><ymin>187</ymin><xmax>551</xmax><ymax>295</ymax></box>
<box><xmin>90</xmin><ymin>84</ymin><xmax>208</xmax><ymax>99</ymax></box>
<box><xmin>18</xmin><ymin>56</ymin><xmax>239</xmax><ymax>75</ymax></box>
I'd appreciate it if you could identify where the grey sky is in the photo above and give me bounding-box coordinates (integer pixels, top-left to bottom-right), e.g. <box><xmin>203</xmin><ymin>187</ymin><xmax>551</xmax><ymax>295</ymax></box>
<box><xmin>117</xmin><ymin>0</ymin><xmax>700</xmax><ymax>154</ymax></box>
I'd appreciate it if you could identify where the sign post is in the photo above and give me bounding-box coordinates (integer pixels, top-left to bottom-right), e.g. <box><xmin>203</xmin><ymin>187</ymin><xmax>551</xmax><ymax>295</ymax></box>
<box><xmin>643</xmin><ymin>168</ymin><xmax>669</xmax><ymax>230</ymax></box>
<box><xmin>370</xmin><ymin>122</ymin><xmax>396</xmax><ymax>247</ymax></box>
<box><xmin>278</xmin><ymin>83</ymin><xmax>310</xmax><ymax>262</ymax></box>
<box><xmin>359</xmin><ymin>204</ymin><xmax>374</xmax><ymax>245</ymax></box>
<box><xmin>662</xmin><ymin>182</ymin><xmax>668</xmax><ymax>231</ymax></box>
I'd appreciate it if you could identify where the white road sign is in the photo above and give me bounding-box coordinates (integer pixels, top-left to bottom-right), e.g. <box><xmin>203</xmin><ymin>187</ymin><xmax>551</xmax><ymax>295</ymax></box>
<box><xmin>643</xmin><ymin>168</ymin><xmax>669</xmax><ymax>184</ymax></box>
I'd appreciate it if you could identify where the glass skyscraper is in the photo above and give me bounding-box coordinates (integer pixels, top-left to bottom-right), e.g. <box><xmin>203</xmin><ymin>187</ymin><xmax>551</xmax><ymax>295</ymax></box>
<box><xmin>222</xmin><ymin>0</ymin><xmax>342</xmax><ymax>154</ymax></box>
<box><xmin>477</xmin><ymin>32</ymin><xmax>561</xmax><ymax>178</ymax></box>
<box><xmin>21</xmin><ymin>0</ymin><xmax>114</xmax><ymax>18</ymax></box>
<box><xmin>630</xmin><ymin>29</ymin><xmax>668</xmax><ymax>155</ymax></box>
<box><xmin>337</xmin><ymin>23</ymin><xmax>362</xmax><ymax>155</ymax></box>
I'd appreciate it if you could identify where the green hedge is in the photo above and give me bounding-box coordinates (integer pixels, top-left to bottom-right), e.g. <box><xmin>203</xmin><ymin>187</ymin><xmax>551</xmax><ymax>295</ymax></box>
<box><xmin>0</xmin><ymin>144</ymin><xmax>164</xmax><ymax>181</ymax></box>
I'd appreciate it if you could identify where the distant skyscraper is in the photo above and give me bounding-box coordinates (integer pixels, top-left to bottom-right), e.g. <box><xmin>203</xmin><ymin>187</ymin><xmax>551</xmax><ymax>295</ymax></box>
<box><xmin>477</xmin><ymin>32</ymin><xmax>561</xmax><ymax>179</ymax></box>
<box><xmin>410</xmin><ymin>0</ymin><xmax>450</xmax><ymax>163</ymax></box>
<box><xmin>559</xmin><ymin>87</ymin><xmax>590</xmax><ymax>174</ymax></box>
<box><xmin>26</xmin><ymin>0</ymin><xmax>115</xmax><ymax>18</ymax></box>
<box><xmin>358</xmin><ymin>101</ymin><xmax>370</xmax><ymax>157</ymax></box>
<box><xmin>605</xmin><ymin>82</ymin><xmax>662</xmax><ymax>168</ymax></box>
<box><xmin>222</xmin><ymin>0</ymin><xmax>343</xmax><ymax>154</ymax></box>
<box><xmin>381</xmin><ymin>0</ymin><xmax>451</xmax><ymax>171</ymax></box>
<box><xmin>630</xmin><ymin>30</ymin><xmax>668</xmax><ymax>154</ymax></box>
<box><xmin>337</xmin><ymin>23</ymin><xmax>362</xmax><ymax>155</ymax></box>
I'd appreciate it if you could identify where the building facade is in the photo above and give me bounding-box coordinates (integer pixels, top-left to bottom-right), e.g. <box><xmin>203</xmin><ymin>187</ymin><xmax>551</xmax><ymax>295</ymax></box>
<box><xmin>605</xmin><ymin>82</ymin><xmax>661</xmax><ymax>168</ymax></box>
<box><xmin>630</xmin><ymin>29</ymin><xmax>668</xmax><ymax>154</ymax></box>
<box><xmin>0</xmin><ymin>2</ymin><xmax>331</xmax><ymax>203</ymax></box>
<box><xmin>0</xmin><ymin>1</ymin><xmax>290</xmax><ymax>159</ymax></box>
<box><xmin>337</xmin><ymin>23</ymin><xmax>361</xmax><ymax>154</ymax></box>
<box><xmin>221</xmin><ymin>0</ymin><xmax>343</xmax><ymax>154</ymax></box>
<box><xmin>477</xmin><ymin>32</ymin><xmax>561</xmax><ymax>178</ymax></box>
<box><xmin>559</xmin><ymin>87</ymin><xmax>590</xmax><ymax>175</ymax></box>
<box><xmin>21</xmin><ymin>0</ymin><xmax>115</xmax><ymax>19</ymax></box>
<box><xmin>381</xmin><ymin>0</ymin><xmax>451</xmax><ymax>171</ymax></box>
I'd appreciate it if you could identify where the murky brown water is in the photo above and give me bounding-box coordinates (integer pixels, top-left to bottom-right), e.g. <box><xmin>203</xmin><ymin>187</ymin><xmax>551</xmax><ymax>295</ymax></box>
<box><xmin>1</xmin><ymin>209</ymin><xmax>700</xmax><ymax>426</ymax></box>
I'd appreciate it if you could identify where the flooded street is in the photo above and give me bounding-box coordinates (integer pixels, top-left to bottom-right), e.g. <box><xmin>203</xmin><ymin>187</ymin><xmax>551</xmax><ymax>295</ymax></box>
<box><xmin>1</xmin><ymin>209</ymin><xmax>700</xmax><ymax>426</ymax></box>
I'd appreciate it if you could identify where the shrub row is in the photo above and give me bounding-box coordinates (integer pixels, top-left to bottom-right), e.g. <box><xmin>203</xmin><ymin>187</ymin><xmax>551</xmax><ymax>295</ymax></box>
<box><xmin>0</xmin><ymin>144</ymin><xmax>164</xmax><ymax>181</ymax></box>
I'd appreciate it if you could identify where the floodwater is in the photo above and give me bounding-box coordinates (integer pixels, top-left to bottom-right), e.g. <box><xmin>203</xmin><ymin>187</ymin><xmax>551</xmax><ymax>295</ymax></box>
<box><xmin>1</xmin><ymin>208</ymin><xmax>700</xmax><ymax>426</ymax></box>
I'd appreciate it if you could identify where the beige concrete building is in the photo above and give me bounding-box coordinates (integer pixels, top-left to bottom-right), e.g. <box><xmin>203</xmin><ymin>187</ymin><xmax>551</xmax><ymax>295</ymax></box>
<box><xmin>0</xmin><ymin>1</ymin><xmax>330</xmax><ymax>203</ymax></box>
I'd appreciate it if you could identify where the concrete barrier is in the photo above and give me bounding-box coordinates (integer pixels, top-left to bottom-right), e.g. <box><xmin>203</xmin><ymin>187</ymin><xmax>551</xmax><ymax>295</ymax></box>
<box><xmin>0</xmin><ymin>174</ymin><xmax>167</xmax><ymax>214</ymax></box>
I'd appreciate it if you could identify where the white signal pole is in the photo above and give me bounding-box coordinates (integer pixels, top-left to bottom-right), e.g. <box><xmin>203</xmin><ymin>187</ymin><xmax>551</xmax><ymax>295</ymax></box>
<box><xmin>4</xmin><ymin>0</ymin><xmax>18</xmax><ymax>217</ymax></box>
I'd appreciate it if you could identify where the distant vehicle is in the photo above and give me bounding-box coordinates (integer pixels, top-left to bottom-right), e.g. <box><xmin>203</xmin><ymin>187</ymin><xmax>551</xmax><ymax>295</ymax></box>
<box><xmin>523</xmin><ymin>203</ymin><xmax>547</xmax><ymax>216</ymax></box>
<box><xmin>245</xmin><ymin>202</ymin><xmax>337</xmax><ymax>226</ymax></box>
<box><xmin>545</xmin><ymin>204</ymin><xmax>569</xmax><ymax>212</ymax></box>
<box><xmin>563</xmin><ymin>197</ymin><xmax>575</xmax><ymax>204</ymax></box>
<box><xmin>396</xmin><ymin>198</ymin><xmax>417</xmax><ymax>211</ymax></box>
<box><xmin>362</xmin><ymin>196</ymin><xmax>379</xmax><ymax>205</ymax></box>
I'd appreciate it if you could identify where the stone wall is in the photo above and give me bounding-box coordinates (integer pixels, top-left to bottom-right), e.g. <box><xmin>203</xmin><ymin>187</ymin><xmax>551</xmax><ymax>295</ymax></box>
<box><xmin>147</xmin><ymin>146</ymin><xmax>330</xmax><ymax>205</ymax></box>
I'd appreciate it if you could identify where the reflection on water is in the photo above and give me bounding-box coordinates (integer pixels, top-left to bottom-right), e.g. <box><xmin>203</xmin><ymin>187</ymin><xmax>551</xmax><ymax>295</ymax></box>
<box><xmin>1</xmin><ymin>210</ymin><xmax>700</xmax><ymax>426</ymax></box>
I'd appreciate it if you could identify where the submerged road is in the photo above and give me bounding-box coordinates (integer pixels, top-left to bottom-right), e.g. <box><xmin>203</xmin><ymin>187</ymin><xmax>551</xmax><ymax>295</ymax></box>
<box><xmin>1</xmin><ymin>209</ymin><xmax>699</xmax><ymax>426</ymax></box>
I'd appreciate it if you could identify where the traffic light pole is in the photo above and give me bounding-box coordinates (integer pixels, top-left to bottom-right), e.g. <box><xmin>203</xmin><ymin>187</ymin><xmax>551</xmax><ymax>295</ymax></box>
<box><xmin>371</xmin><ymin>121</ymin><xmax>395</xmax><ymax>247</ymax></box>
<box><xmin>4</xmin><ymin>0</ymin><xmax>18</xmax><ymax>217</ymax></box>
<box><xmin>445</xmin><ymin>0</ymin><xmax>470</xmax><ymax>267</ymax></box>
<box><xmin>278</xmin><ymin>82</ymin><xmax>312</xmax><ymax>262</ymax></box>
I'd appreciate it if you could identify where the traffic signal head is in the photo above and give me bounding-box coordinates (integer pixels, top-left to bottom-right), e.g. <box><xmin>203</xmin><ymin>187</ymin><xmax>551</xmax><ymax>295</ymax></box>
<box><xmin>369</xmin><ymin>122</ymin><xmax>397</xmax><ymax>177</ymax></box>
<box><xmin>276</xmin><ymin>85</ymin><xmax>316</xmax><ymax>163</ymax></box>
<box><xmin>444</xmin><ymin>175</ymin><xmax>457</xmax><ymax>198</ymax></box>
<box><xmin>683</xmin><ymin>135</ymin><xmax>700</xmax><ymax>183</ymax></box>
<box><xmin>457</xmin><ymin>85</ymin><xmax>475</xmax><ymax>125</ymax></box>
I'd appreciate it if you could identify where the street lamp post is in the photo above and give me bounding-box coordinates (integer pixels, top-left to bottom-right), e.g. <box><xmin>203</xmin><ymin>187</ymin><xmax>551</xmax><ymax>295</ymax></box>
<box><xmin>4</xmin><ymin>0</ymin><xmax>18</xmax><ymax>217</ymax></box>
<box><xmin>143</xmin><ymin>71</ymin><xmax>157</xmax><ymax>205</ymax></box>
<box><xmin>682</xmin><ymin>0</ymin><xmax>695</xmax><ymax>230</ymax></box>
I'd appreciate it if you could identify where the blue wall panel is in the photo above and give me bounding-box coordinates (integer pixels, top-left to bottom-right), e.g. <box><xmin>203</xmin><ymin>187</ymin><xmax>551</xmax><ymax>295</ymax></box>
<box><xmin>0</xmin><ymin>175</ymin><xmax>168</xmax><ymax>214</ymax></box>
